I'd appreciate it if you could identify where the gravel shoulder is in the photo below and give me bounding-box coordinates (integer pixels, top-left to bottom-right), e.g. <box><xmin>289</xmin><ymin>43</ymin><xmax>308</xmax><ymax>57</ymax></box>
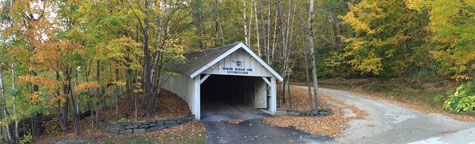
<box><xmin>317</xmin><ymin>88</ymin><xmax>475</xmax><ymax>144</ymax></box>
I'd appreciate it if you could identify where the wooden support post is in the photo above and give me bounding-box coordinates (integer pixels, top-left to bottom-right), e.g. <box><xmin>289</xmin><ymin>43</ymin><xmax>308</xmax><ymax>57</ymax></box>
<box><xmin>270</xmin><ymin>77</ymin><xmax>277</xmax><ymax>114</ymax></box>
<box><xmin>194</xmin><ymin>76</ymin><xmax>201</xmax><ymax>119</ymax></box>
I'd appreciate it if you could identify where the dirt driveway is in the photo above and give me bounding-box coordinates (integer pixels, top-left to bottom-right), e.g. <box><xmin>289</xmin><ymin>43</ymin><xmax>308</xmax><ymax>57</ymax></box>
<box><xmin>316</xmin><ymin>88</ymin><xmax>475</xmax><ymax>144</ymax></box>
<box><xmin>201</xmin><ymin>102</ymin><xmax>334</xmax><ymax>144</ymax></box>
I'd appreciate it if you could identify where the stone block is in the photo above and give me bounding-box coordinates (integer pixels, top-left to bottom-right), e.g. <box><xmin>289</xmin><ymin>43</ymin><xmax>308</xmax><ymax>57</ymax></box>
<box><xmin>166</xmin><ymin>117</ymin><xmax>179</xmax><ymax>121</ymax></box>
<box><xmin>119</xmin><ymin>129</ymin><xmax>133</xmax><ymax>134</ymax></box>
<box><xmin>140</xmin><ymin>124</ymin><xmax>150</xmax><ymax>128</ymax></box>
<box><xmin>105</xmin><ymin>126</ymin><xmax>119</xmax><ymax>134</ymax></box>
<box><xmin>134</xmin><ymin>128</ymin><xmax>146</xmax><ymax>134</ymax></box>
<box><xmin>155</xmin><ymin>120</ymin><xmax>165</xmax><ymax>125</ymax></box>
<box><xmin>125</xmin><ymin>125</ymin><xmax>138</xmax><ymax>129</ymax></box>
<box><xmin>110</xmin><ymin>125</ymin><xmax>126</xmax><ymax>130</ymax></box>
<box><xmin>287</xmin><ymin>111</ymin><xmax>300</xmax><ymax>116</ymax></box>
<box><xmin>145</xmin><ymin>119</ymin><xmax>156</xmax><ymax>124</ymax></box>
<box><xmin>149</xmin><ymin>121</ymin><xmax>164</xmax><ymax>127</ymax></box>
<box><xmin>165</xmin><ymin>120</ymin><xmax>177</xmax><ymax>127</ymax></box>
<box><xmin>185</xmin><ymin>116</ymin><xmax>194</xmax><ymax>122</ymax></box>
<box><xmin>117</xmin><ymin>121</ymin><xmax>131</xmax><ymax>125</ymax></box>
<box><xmin>177</xmin><ymin>118</ymin><xmax>185</xmax><ymax>124</ymax></box>
<box><xmin>146</xmin><ymin>125</ymin><xmax>166</xmax><ymax>132</ymax></box>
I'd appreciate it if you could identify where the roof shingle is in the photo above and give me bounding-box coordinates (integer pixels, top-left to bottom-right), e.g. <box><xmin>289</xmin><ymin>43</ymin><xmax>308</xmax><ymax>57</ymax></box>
<box><xmin>167</xmin><ymin>42</ymin><xmax>241</xmax><ymax>76</ymax></box>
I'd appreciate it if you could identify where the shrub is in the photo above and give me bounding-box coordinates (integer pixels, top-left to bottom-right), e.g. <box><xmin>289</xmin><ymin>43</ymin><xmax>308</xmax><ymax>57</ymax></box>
<box><xmin>20</xmin><ymin>131</ymin><xmax>32</xmax><ymax>144</ymax></box>
<box><xmin>443</xmin><ymin>80</ymin><xmax>475</xmax><ymax>112</ymax></box>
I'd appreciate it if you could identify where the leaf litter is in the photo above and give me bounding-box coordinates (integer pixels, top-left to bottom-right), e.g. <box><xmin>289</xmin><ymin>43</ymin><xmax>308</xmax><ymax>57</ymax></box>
<box><xmin>262</xmin><ymin>86</ymin><xmax>367</xmax><ymax>137</ymax></box>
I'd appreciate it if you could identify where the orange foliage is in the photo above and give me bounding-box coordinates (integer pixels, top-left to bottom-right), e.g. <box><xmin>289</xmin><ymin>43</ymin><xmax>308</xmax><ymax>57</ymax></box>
<box><xmin>17</xmin><ymin>76</ymin><xmax>60</xmax><ymax>90</ymax></box>
<box><xmin>73</xmin><ymin>82</ymin><xmax>101</xmax><ymax>92</ymax></box>
<box><xmin>30</xmin><ymin>39</ymin><xmax>86</xmax><ymax>72</ymax></box>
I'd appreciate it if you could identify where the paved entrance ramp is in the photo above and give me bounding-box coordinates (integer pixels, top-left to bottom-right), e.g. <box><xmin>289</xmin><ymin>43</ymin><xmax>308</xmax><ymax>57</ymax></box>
<box><xmin>201</xmin><ymin>102</ymin><xmax>334</xmax><ymax>144</ymax></box>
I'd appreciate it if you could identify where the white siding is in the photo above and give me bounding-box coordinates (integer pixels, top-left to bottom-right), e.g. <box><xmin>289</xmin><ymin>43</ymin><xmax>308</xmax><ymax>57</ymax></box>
<box><xmin>164</xmin><ymin>44</ymin><xmax>281</xmax><ymax>119</ymax></box>
<box><xmin>162</xmin><ymin>74</ymin><xmax>200</xmax><ymax>119</ymax></box>
<box><xmin>203</xmin><ymin>49</ymin><xmax>272</xmax><ymax>77</ymax></box>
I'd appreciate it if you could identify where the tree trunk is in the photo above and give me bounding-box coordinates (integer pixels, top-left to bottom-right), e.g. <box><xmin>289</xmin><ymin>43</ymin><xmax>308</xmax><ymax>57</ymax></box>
<box><xmin>298</xmin><ymin>1</ymin><xmax>313</xmax><ymax>110</ymax></box>
<box><xmin>134</xmin><ymin>71</ymin><xmax>138</xmax><ymax>119</ymax></box>
<box><xmin>270</xmin><ymin>0</ymin><xmax>279</xmax><ymax>65</ymax></box>
<box><xmin>61</xmin><ymin>97</ymin><xmax>69</xmax><ymax>131</ymax></box>
<box><xmin>11</xmin><ymin>62</ymin><xmax>18</xmax><ymax>142</ymax></box>
<box><xmin>115</xmin><ymin>69</ymin><xmax>119</xmax><ymax>120</ymax></box>
<box><xmin>0</xmin><ymin>68</ymin><xmax>12</xmax><ymax>142</ymax></box>
<box><xmin>307</xmin><ymin>0</ymin><xmax>319</xmax><ymax>110</ymax></box>
<box><xmin>266</xmin><ymin>0</ymin><xmax>272</xmax><ymax>62</ymax></box>
<box><xmin>252</xmin><ymin>0</ymin><xmax>261</xmax><ymax>56</ymax></box>
<box><xmin>68</xmin><ymin>68</ymin><xmax>80</xmax><ymax>136</ymax></box>
<box><xmin>286</xmin><ymin>68</ymin><xmax>292</xmax><ymax>110</ymax></box>
<box><xmin>56</xmin><ymin>71</ymin><xmax>67</xmax><ymax>131</ymax></box>
<box><xmin>258</xmin><ymin>0</ymin><xmax>266</xmax><ymax>59</ymax></box>
<box><xmin>95</xmin><ymin>60</ymin><xmax>100</xmax><ymax>128</ymax></box>
<box><xmin>31</xmin><ymin>114</ymin><xmax>35</xmax><ymax>137</ymax></box>
<box><xmin>214</xmin><ymin>0</ymin><xmax>220</xmax><ymax>47</ymax></box>
<box><xmin>249</xmin><ymin>0</ymin><xmax>253</xmax><ymax>48</ymax></box>
<box><xmin>242</xmin><ymin>0</ymin><xmax>249</xmax><ymax>46</ymax></box>
<box><xmin>143</xmin><ymin>1</ymin><xmax>153</xmax><ymax>119</ymax></box>
<box><xmin>193</xmin><ymin>0</ymin><xmax>203</xmax><ymax>49</ymax></box>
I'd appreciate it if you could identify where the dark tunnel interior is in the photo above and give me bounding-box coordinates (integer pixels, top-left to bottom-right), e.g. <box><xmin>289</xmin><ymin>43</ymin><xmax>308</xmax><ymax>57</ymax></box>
<box><xmin>200</xmin><ymin>75</ymin><xmax>258</xmax><ymax>105</ymax></box>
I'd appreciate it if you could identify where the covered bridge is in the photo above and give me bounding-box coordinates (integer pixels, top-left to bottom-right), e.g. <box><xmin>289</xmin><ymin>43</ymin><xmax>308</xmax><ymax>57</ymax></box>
<box><xmin>163</xmin><ymin>42</ymin><xmax>283</xmax><ymax>119</ymax></box>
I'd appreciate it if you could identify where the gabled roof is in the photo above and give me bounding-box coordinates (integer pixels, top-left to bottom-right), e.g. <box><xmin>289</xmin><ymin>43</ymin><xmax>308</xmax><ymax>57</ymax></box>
<box><xmin>168</xmin><ymin>42</ymin><xmax>283</xmax><ymax>81</ymax></box>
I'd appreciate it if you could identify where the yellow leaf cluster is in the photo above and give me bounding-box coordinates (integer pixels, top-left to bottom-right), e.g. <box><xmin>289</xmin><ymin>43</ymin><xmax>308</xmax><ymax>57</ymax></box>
<box><xmin>112</xmin><ymin>80</ymin><xmax>126</xmax><ymax>86</ymax></box>
<box><xmin>49</xmin><ymin>94</ymin><xmax>69</xmax><ymax>106</ymax></box>
<box><xmin>134</xmin><ymin>81</ymin><xmax>143</xmax><ymax>93</ymax></box>
<box><xmin>31</xmin><ymin>39</ymin><xmax>86</xmax><ymax>72</ymax></box>
<box><xmin>28</xmin><ymin>91</ymin><xmax>44</xmax><ymax>104</ymax></box>
<box><xmin>17</xmin><ymin>76</ymin><xmax>59</xmax><ymax>90</ymax></box>
<box><xmin>450</xmin><ymin>75</ymin><xmax>473</xmax><ymax>82</ymax></box>
<box><xmin>73</xmin><ymin>82</ymin><xmax>101</xmax><ymax>92</ymax></box>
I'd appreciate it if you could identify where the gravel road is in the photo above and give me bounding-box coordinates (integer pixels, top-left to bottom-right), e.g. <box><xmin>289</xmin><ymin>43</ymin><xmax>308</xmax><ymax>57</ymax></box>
<box><xmin>315</xmin><ymin>88</ymin><xmax>475</xmax><ymax>144</ymax></box>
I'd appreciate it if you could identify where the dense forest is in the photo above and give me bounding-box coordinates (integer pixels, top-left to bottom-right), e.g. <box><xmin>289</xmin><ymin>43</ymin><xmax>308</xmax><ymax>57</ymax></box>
<box><xmin>0</xmin><ymin>0</ymin><xmax>473</xmax><ymax>143</ymax></box>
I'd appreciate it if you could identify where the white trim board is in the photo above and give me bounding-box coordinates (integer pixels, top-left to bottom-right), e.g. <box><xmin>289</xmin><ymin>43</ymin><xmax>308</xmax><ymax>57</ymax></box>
<box><xmin>189</xmin><ymin>42</ymin><xmax>284</xmax><ymax>81</ymax></box>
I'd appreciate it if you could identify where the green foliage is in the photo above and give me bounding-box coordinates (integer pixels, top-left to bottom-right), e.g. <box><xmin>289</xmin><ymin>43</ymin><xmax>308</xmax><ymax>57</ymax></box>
<box><xmin>20</xmin><ymin>131</ymin><xmax>32</xmax><ymax>144</ymax></box>
<box><xmin>407</xmin><ymin>0</ymin><xmax>475</xmax><ymax>79</ymax></box>
<box><xmin>339</xmin><ymin>0</ymin><xmax>429</xmax><ymax>77</ymax></box>
<box><xmin>118</xmin><ymin>118</ymin><xmax>137</xmax><ymax>123</ymax></box>
<box><xmin>432</xmin><ymin>94</ymin><xmax>443</xmax><ymax>106</ymax></box>
<box><xmin>443</xmin><ymin>80</ymin><xmax>475</xmax><ymax>112</ymax></box>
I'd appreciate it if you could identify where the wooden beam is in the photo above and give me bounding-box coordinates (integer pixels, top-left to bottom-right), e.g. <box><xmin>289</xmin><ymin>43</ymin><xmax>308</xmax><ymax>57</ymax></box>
<box><xmin>200</xmin><ymin>74</ymin><xmax>211</xmax><ymax>84</ymax></box>
<box><xmin>262</xmin><ymin>77</ymin><xmax>271</xmax><ymax>86</ymax></box>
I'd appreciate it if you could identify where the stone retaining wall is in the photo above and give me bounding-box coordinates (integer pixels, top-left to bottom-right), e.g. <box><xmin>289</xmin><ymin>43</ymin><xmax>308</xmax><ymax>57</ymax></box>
<box><xmin>276</xmin><ymin>108</ymin><xmax>333</xmax><ymax>117</ymax></box>
<box><xmin>105</xmin><ymin>115</ymin><xmax>194</xmax><ymax>134</ymax></box>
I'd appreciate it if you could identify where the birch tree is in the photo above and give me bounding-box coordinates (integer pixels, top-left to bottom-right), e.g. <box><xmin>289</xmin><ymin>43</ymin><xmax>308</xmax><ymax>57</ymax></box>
<box><xmin>242</xmin><ymin>0</ymin><xmax>249</xmax><ymax>46</ymax></box>
<box><xmin>308</xmin><ymin>0</ymin><xmax>319</xmax><ymax>110</ymax></box>
<box><xmin>252</xmin><ymin>0</ymin><xmax>261</xmax><ymax>56</ymax></box>
<box><xmin>298</xmin><ymin>0</ymin><xmax>313</xmax><ymax>110</ymax></box>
